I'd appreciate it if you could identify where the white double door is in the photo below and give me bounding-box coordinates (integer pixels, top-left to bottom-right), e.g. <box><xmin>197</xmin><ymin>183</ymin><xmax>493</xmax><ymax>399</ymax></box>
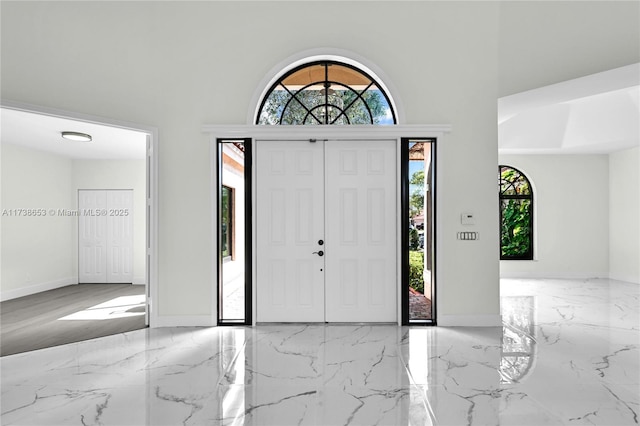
<box><xmin>256</xmin><ymin>139</ymin><xmax>397</xmax><ymax>322</ymax></box>
<box><xmin>78</xmin><ymin>190</ymin><xmax>134</xmax><ymax>283</ymax></box>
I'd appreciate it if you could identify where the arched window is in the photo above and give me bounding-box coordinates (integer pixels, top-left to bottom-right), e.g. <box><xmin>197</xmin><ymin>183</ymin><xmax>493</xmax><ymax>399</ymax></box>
<box><xmin>499</xmin><ymin>165</ymin><xmax>533</xmax><ymax>260</ymax></box>
<box><xmin>256</xmin><ymin>60</ymin><xmax>396</xmax><ymax>125</ymax></box>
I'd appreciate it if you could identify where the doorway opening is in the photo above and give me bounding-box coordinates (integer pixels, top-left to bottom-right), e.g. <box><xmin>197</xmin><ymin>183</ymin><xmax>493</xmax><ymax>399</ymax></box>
<box><xmin>402</xmin><ymin>138</ymin><xmax>436</xmax><ymax>325</ymax></box>
<box><xmin>0</xmin><ymin>104</ymin><xmax>157</xmax><ymax>355</ymax></box>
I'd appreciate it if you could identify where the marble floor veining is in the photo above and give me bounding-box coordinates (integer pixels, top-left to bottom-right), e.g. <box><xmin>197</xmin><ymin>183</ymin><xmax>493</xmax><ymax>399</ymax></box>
<box><xmin>1</xmin><ymin>278</ymin><xmax>638</xmax><ymax>425</ymax></box>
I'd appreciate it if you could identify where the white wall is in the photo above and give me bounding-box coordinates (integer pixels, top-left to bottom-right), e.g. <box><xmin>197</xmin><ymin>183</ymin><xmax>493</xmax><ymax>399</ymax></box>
<box><xmin>1</xmin><ymin>143</ymin><xmax>75</xmax><ymax>300</ymax></box>
<box><xmin>1</xmin><ymin>1</ymin><xmax>638</xmax><ymax>325</ymax></box>
<box><xmin>499</xmin><ymin>155</ymin><xmax>610</xmax><ymax>279</ymax></box>
<box><xmin>1</xmin><ymin>144</ymin><xmax>146</xmax><ymax>300</ymax></box>
<box><xmin>72</xmin><ymin>160</ymin><xmax>147</xmax><ymax>284</ymax></box>
<box><xmin>498</xmin><ymin>1</ymin><xmax>640</xmax><ymax>96</ymax></box>
<box><xmin>609</xmin><ymin>147</ymin><xmax>640</xmax><ymax>284</ymax></box>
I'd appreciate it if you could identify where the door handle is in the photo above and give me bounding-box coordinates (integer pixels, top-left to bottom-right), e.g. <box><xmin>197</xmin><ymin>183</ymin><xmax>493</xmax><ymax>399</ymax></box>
<box><xmin>312</xmin><ymin>250</ymin><xmax>324</xmax><ymax>257</ymax></box>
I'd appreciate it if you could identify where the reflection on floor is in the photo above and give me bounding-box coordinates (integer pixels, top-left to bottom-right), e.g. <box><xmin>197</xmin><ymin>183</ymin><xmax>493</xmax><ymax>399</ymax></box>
<box><xmin>1</xmin><ymin>278</ymin><xmax>638</xmax><ymax>425</ymax></box>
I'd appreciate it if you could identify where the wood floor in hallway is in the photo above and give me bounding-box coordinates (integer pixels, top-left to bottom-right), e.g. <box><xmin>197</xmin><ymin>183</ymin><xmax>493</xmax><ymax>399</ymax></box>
<box><xmin>1</xmin><ymin>284</ymin><xmax>146</xmax><ymax>356</ymax></box>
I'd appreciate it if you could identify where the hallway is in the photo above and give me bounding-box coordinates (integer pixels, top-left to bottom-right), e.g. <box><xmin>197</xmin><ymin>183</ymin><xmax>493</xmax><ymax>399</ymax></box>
<box><xmin>1</xmin><ymin>278</ymin><xmax>638</xmax><ymax>425</ymax></box>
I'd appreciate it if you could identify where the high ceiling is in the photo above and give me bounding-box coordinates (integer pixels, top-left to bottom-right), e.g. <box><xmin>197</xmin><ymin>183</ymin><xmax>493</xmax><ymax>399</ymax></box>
<box><xmin>499</xmin><ymin>63</ymin><xmax>639</xmax><ymax>155</ymax></box>
<box><xmin>3</xmin><ymin>63</ymin><xmax>638</xmax><ymax>158</ymax></box>
<box><xmin>1</xmin><ymin>108</ymin><xmax>147</xmax><ymax>160</ymax></box>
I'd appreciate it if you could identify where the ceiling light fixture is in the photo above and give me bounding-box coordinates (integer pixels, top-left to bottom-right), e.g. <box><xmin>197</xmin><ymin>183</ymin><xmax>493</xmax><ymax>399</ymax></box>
<box><xmin>61</xmin><ymin>131</ymin><xmax>92</xmax><ymax>142</ymax></box>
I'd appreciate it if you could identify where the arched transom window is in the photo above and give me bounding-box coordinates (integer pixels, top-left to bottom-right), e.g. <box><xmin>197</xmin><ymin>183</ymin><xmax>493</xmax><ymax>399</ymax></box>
<box><xmin>499</xmin><ymin>165</ymin><xmax>534</xmax><ymax>260</ymax></box>
<box><xmin>257</xmin><ymin>61</ymin><xmax>396</xmax><ymax>125</ymax></box>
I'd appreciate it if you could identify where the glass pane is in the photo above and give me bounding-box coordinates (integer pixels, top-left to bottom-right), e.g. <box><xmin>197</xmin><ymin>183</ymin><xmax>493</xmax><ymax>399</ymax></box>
<box><xmin>221</xmin><ymin>186</ymin><xmax>231</xmax><ymax>258</ymax></box>
<box><xmin>408</xmin><ymin>141</ymin><xmax>433</xmax><ymax>321</ymax></box>
<box><xmin>220</xmin><ymin>141</ymin><xmax>246</xmax><ymax>322</ymax></box>
<box><xmin>364</xmin><ymin>88</ymin><xmax>393</xmax><ymax>125</ymax></box>
<box><xmin>500</xmin><ymin>166</ymin><xmax>531</xmax><ymax>196</ymax></box>
<box><xmin>500</xmin><ymin>199</ymin><xmax>532</xmax><ymax>258</ymax></box>
<box><xmin>303</xmin><ymin>106</ymin><xmax>325</xmax><ymax>125</ymax></box>
<box><xmin>258</xmin><ymin>86</ymin><xmax>291</xmax><ymax>125</ymax></box>
<box><xmin>344</xmin><ymin>97</ymin><xmax>370</xmax><ymax>125</ymax></box>
<box><xmin>281</xmin><ymin>90</ymin><xmax>323</xmax><ymax>125</ymax></box>
<box><xmin>327</xmin><ymin>63</ymin><xmax>371</xmax><ymax>87</ymax></box>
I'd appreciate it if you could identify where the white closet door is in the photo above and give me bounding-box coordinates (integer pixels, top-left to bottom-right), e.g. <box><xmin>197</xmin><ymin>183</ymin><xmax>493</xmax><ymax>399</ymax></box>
<box><xmin>256</xmin><ymin>140</ymin><xmax>326</xmax><ymax>322</ymax></box>
<box><xmin>324</xmin><ymin>140</ymin><xmax>397</xmax><ymax>322</ymax></box>
<box><xmin>79</xmin><ymin>190</ymin><xmax>108</xmax><ymax>283</ymax></box>
<box><xmin>79</xmin><ymin>189</ymin><xmax>134</xmax><ymax>284</ymax></box>
<box><xmin>106</xmin><ymin>190</ymin><xmax>134</xmax><ymax>283</ymax></box>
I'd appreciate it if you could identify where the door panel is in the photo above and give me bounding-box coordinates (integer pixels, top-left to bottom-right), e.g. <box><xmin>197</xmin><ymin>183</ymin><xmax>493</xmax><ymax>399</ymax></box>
<box><xmin>256</xmin><ymin>141</ymin><xmax>325</xmax><ymax>322</ymax></box>
<box><xmin>107</xmin><ymin>190</ymin><xmax>134</xmax><ymax>283</ymax></box>
<box><xmin>79</xmin><ymin>190</ymin><xmax>108</xmax><ymax>283</ymax></box>
<box><xmin>256</xmin><ymin>139</ymin><xmax>397</xmax><ymax>323</ymax></box>
<box><xmin>79</xmin><ymin>189</ymin><xmax>134</xmax><ymax>284</ymax></box>
<box><xmin>325</xmin><ymin>140</ymin><xmax>397</xmax><ymax>322</ymax></box>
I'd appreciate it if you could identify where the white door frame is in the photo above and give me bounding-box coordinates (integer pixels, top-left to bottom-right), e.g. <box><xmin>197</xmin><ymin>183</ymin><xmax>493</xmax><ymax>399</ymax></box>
<box><xmin>1</xmin><ymin>100</ymin><xmax>159</xmax><ymax>328</ymax></box>
<box><xmin>206</xmin><ymin>124</ymin><xmax>451</xmax><ymax>326</ymax></box>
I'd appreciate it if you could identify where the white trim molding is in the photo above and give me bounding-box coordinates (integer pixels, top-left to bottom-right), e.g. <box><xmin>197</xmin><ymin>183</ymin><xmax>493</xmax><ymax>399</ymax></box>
<box><xmin>609</xmin><ymin>274</ymin><xmax>640</xmax><ymax>285</ymax></box>
<box><xmin>500</xmin><ymin>271</ymin><xmax>611</xmax><ymax>280</ymax></box>
<box><xmin>438</xmin><ymin>314</ymin><xmax>503</xmax><ymax>327</ymax></box>
<box><xmin>1</xmin><ymin>277</ymin><xmax>76</xmax><ymax>302</ymax></box>
<box><xmin>1</xmin><ymin>99</ymin><xmax>159</xmax><ymax>328</ymax></box>
<box><xmin>204</xmin><ymin>124</ymin><xmax>451</xmax><ymax>141</ymax></box>
<box><xmin>154</xmin><ymin>315</ymin><xmax>216</xmax><ymax>328</ymax></box>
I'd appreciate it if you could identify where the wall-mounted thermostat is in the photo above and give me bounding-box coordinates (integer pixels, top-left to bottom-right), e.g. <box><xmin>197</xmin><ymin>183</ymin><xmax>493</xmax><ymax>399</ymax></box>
<box><xmin>461</xmin><ymin>212</ymin><xmax>475</xmax><ymax>225</ymax></box>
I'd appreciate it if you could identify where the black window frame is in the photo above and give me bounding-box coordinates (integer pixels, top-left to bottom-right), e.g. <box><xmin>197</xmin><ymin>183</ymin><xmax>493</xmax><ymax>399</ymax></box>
<box><xmin>256</xmin><ymin>60</ymin><xmax>396</xmax><ymax>126</ymax></box>
<box><xmin>499</xmin><ymin>165</ymin><xmax>534</xmax><ymax>261</ymax></box>
<box><xmin>401</xmin><ymin>138</ymin><xmax>437</xmax><ymax>326</ymax></box>
<box><xmin>217</xmin><ymin>138</ymin><xmax>252</xmax><ymax>325</ymax></box>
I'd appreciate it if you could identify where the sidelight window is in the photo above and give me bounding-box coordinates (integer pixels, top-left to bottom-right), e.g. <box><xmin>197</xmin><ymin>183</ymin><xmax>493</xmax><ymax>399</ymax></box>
<box><xmin>218</xmin><ymin>140</ymin><xmax>251</xmax><ymax>324</ymax></box>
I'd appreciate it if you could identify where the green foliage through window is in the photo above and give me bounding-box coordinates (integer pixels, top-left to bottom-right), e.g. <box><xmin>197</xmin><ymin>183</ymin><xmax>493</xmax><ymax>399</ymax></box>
<box><xmin>499</xmin><ymin>166</ymin><xmax>533</xmax><ymax>260</ymax></box>
<box><xmin>221</xmin><ymin>186</ymin><xmax>232</xmax><ymax>258</ymax></box>
<box><xmin>409</xmin><ymin>251</ymin><xmax>424</xmax><ymax>293</ymax></box>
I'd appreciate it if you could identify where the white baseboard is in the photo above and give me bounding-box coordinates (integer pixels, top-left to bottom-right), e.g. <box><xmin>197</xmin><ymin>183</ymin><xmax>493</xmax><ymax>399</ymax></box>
<box><xmin>132</xmin><ymin>276</ymin><xmax>146</xmax><ymax>285</ymax></box>
<box><xmin>152</xmin><ymin>315</ymin><xmax>215</xmax><ymax>328</ymax></box>
<box><xmin>500</xmin><ymin>271</ymin><xmax>609</xmax><ymax>280</ymax></box>
<box><xmin>608</xmin><ymin>273</ymin><xmax>640</xmax><ymax>285</ymax></box>
<box><xmin>438</xmin><ymin>314</ymin><xmax>502</xmax><ymax>327</ymax></box>
<box><xmin>1</xmin><ymin>277</ymin><xmax>77</xmax><ymax>302</ymax></box>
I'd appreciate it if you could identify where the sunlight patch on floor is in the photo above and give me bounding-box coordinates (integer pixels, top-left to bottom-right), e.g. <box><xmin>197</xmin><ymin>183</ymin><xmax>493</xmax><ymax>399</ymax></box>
<box><xmin>58</xmin><ymin>295</ymin><xmax>146</xmax><ymax>321</ymax></box>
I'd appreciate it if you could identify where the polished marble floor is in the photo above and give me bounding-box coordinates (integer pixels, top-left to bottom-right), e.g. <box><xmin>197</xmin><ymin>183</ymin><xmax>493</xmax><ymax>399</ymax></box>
<box><xmin>1</xmin><ymin>278</ymin><xmax>638</xmax><ymax>425</ymax></box>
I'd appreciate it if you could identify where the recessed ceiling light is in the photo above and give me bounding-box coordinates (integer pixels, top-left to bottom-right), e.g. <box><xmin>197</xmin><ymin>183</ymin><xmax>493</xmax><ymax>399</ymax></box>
<box><xmin>61</xmin><ymin>131</ymin><xmax>92</xmax><ymax>142</ymax></box>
